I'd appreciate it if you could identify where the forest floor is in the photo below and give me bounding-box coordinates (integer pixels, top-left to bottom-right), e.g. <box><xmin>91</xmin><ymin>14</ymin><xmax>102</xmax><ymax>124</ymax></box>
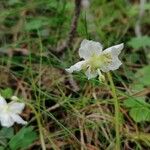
<box><xmin>0</xmin><ymin>0</ymin><xmax>150</xmax><ymax>150</ymax></box>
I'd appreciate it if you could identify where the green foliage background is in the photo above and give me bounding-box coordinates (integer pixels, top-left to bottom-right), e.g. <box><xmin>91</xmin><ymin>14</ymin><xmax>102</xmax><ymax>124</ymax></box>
<box><xmin>0</xmin><ymin>0</ymin><xmax>150</xmax><ymax>149</ymax></box>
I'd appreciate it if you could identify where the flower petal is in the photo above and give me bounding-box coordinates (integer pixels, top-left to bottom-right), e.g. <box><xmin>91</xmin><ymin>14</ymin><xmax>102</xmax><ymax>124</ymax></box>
<box><xmin>65</xmin><ymin>60</ymin><xmax>86</xmax><ymax>73</ymax></box>
<box><xmin>0</xmin><ymin>113</ymin><xmax>14</xmax><ymax>127</ymax></box>
<box><xmin>108</xmin><ymin>57</ymin><xmax>122</xmax><ymax>70</ymax></box>
<box><xmin>101</xmin><ymin>43</ymin><xmax>123</xmax><ymax>72</ymax></box>
<box><xmin>79</xmin><ymin>39</ymin><xmax>103</xmax><ymax>59</ymax></box>
<box><xmin>102</xmin><ymin>43</ymin><xmax>124</xmax><ymax>56</ymax></box>
<box><xmin>9</xmin><ymin>102</ymin><xmax>25</xmax><ymax>114</ymax></box>
<box><xmin>11</xmin><ymin>114</ymin><xmax>27</xmax><ymax>125</ymax></box>
<box><xmin>0</xmin><ymin>95</ymin><xmax>7</xmax><ymax>106</ymax></box>
<box><xmin>101</xmin><ymin>57</ymin><xmax>122</xmax><ymax>72</ymax></box>
<box><xmin>85</xmin><ymin>67</ymin><xmax>98</xmax><ymax>79</ymax></box>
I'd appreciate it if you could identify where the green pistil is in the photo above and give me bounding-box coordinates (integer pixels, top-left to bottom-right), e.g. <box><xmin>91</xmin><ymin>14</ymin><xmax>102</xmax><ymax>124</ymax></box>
<box><xmin>1</xmin><ymin>105</ymin><xmax>9</xmax><ymax>113</ymax></box>
<box><xmin>98</xmin><ymin>69</ymin><xmax>105</xmax><ymax>81</ymax></box>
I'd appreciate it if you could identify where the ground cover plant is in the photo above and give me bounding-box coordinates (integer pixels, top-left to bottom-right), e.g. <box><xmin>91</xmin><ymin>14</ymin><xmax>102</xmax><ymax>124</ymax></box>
<box><xmin>0</xmin><ymin>0</ymin><xmax>150</xmax><ymax>149</ymax></box>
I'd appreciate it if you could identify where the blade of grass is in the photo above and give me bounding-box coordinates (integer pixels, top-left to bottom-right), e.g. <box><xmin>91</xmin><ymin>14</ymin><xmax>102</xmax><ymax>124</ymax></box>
<box><xmin>107</xmin><ymin>72</ymin><xmax>121</xmax><ymax>150</ymax></box>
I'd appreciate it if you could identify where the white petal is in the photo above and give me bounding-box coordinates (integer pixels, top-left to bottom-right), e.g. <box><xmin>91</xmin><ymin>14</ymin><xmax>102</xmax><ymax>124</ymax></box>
<box><xmin>79</xmin><ymin>39</ymin><xmax>103</xmax><ymax>59</ymax></box>
<box><xmin>11</xmin><ymin>114</ymin><xmax>27</xmax><ymax>125</ymax></box>
<box><xmin>65</xmin><ymin>60</ymin><xmax>86</xmax><ymax>73</ymax></box>
<box><xmin>0</xmin><ymin>95</ymin><xmax>7</xmax><ymax>106</ymax></box>
<box><xmin>101</xmin><ymin>43</ymin><xmax>123</xmax><ymax>72</ymax></box>
<box><xmin>108</xmin><ymin>57</ymin><xmax>122</xmax><ymax>70</ymax></box>
<box><xmin>0</xmin><ymin>113</ymin><xmax>14</xmax><ymax>127</ymax></box>
<box><xmin>101</xmin><ymin>65</ymin><xmax>109</xmax><ymax>72</ymax></box>
<box><xmin>101</xmin><ymin>57</ymin><xmax>122</xmax><ymax>72</ymax></box>
<box><xmin>102</xmin><ymin>43</ymin><xmax>124</xmax><ymax>56</ymax></box>
<box><xmin>85</xmin><ymin>67</ymin><xmax>98</xmax><ymax>79</ymax></box>
<box><xmin>9</xmin><ymin>102</ymin><xmax>25</xmax><ymax>114</ymax></box>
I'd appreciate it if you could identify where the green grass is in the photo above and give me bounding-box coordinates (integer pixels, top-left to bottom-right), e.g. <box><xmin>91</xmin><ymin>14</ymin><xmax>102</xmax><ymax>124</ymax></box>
<box><xmin>0</xmin><ymin>0</ymin><xmax>150</xmax><ymax>149</ymax></box>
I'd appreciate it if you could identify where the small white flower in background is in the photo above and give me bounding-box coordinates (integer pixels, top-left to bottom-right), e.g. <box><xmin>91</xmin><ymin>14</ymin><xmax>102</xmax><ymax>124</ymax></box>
<box><xmin>0</xmin><ymin>95</ymin><xmax>27</xmax><ymax>128</ymax></box>
<box><xmin>66</xmin><ymin>39</ymin><xmax>124</xmax><ymax>80</ymax></box>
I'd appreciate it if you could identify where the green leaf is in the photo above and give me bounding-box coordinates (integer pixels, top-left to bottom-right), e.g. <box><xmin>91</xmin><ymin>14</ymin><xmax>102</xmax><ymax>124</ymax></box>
<box><xmin>0</xmin><ymin>146</ymin><xmax>5</xmax><ymax>150</ymax></box>
<box><xmin>131</xmin><ymin>65</ymin><xmax>150</xmax><ymax>92</ymax></box>
<box><xmin>25</xmin><ymin>18</ymin><xmax>49</xmax><ymax>31</ymax></box>
<box><xmin>128</xmin><ymin>36</ymin><xmax>150</xmax><ymax>49</ymax></box>
<box><xmin>128</xmin><ymin>65</ymin><xmax>150</xmax><ymax>122</ymax></box>
<box><xmin>0</xmin><ymin>88</ymin><xmax>13</xmax><ymax>99</ymax></box>
<box><xmin>124</xmin><ymin>98</ymin><xmax>150</xmax><ymax>122</ymax></box>
<box><xmin>130</xmin><ymin>107</ymin><xmax>150</xmax><ymax>122</ymax></box>
<box><xmin>0</xmin><ymin>128</ymin><xmax>14</xmax><ymax>139</ymax></box>
<box><xmin>134</xmin><ymin>65</ymin><xmax>150</xmax><ymax>87</ymax></box>
<box><xmin>9</xmin><ymin>126</ymin><xmax>37</xmax><ymax>150</ymax></box>
<box><xmin>8</xmin><ymin>0</ymin><xmax>22</xmax><ymax>5</ymax></box>
<box><xmin>0</xmin><ymin>128</ymin><xmax>14</xmax><ymax>148</ymax></box>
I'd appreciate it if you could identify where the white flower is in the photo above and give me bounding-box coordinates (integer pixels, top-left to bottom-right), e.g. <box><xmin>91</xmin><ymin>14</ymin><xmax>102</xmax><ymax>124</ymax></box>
<box><xmin>0</xmin><ymin>95</ymin><xmax>27</xmax><ymax>127</ymax></box>
<box><xmin>66</xmin><ymin>39</ymin><xmax>124</xmax><ymax>80</ymax></box>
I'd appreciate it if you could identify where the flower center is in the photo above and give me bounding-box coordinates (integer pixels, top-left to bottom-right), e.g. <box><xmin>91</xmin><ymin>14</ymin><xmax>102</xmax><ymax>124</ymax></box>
<box><xmin>82</xmin><ymin>53</ymin><xmax>112</xmax><ymax>71</ymax></box>
<box><xmin>0</xmin><ymin>105</ymin><xmax>9</xmax><ymax>113</ymax></box>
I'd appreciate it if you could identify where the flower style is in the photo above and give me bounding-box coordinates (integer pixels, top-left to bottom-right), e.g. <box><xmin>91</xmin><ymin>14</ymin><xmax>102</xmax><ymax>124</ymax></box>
<box><xmin>0</xmin><ymin>95</ymin><xmax>27</xmax><ymax>127</ymax></box>
<box><xmin>66</xmin><ymin>39</ymin><xmax>124</xmax><ymax>80</ymax></box>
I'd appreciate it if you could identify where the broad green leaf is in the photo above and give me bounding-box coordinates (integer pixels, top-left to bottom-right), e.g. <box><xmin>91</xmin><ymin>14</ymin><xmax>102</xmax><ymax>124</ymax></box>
<box><xmin>130</xmin><ymin>107</ymin><xmax>150</xmax><ymax>122</ymax></box>
<box><xmin>124</xmin><ymin>98</ymin><xmax>145</xmax><ymax>107</ymax></box>
<box><xmin>134</xmin><ymin>65</ymin><xmax>150</xmax><ymax>87</ymax></box>
<box><xmin>131</xmin><ymin>65</ymin><xmax>150</xmax><ymax>92</ymax></box>
<box><xmin>0</xmin><ymin>128</ymin><xmax>14</xmax><ymax>148</ymax></box>
<box><xmin>0</xmin><ymin>88</ymin><xmax>13</xmax><ymax>99</ymax></box>
<box><xmin>9</xmin><ymin>126</ymin><xmax>37</xmax><ymax>150</ymax></box>
<box><xmin>0</xmin><ymin>147</ymin><xmax>5</xmax><ymax>150</ymax></box>
<box><xmin>25</xmin><ymin>18</ymin><xmax>49</xmax><ymax>31</ymax></box>
<box><xmin>128</xmin><ymin>36</ymin><xmax>150</xmax><ymax>49</ymax></box>
<box><xmin>8</xmin><ymin>0</ymin><xmax>21</xmax><ymax>5</ymax></box>
<box><xmin>124</xmin><ymin>98</ymin><xmax>150</xmax><ymax>122</ymax></box>
<box><xmin>0</xmin><ymin>128</ymin><xmax>14</xmax><ymax>139</ymax></box>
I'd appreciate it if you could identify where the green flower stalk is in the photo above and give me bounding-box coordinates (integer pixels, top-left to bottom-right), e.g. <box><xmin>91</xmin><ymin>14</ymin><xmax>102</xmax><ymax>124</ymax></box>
<box><xmin>66</xmin><ymin>39</ymin><xmax>124</xmax><ymax>150</ymax></box>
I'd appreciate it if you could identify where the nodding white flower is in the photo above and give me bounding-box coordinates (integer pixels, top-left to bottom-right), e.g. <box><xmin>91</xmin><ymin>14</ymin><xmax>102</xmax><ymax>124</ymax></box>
<box><xmin>66</xmin><ymin>39</ymin><xmax>124</xmax><ymax>80</ymax></box>
<box><xmin>0</xmin><ymin>95</ymin><xmax>27</xmax><ymax>127</ymax></box>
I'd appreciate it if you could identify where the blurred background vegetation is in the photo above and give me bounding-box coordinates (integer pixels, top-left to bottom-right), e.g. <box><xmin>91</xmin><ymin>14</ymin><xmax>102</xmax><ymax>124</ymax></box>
<box><xmin>0</xmin><ymin>0</ymin><xmax>150</xmax><ymax>149</ymax></box>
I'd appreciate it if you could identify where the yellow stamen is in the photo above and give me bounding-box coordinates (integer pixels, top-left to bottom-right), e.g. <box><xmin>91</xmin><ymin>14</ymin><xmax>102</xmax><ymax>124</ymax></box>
<box><xmin>82</xmin><ymin>53</ymin><xmax>112</xmax><ymax>71</ymax></box>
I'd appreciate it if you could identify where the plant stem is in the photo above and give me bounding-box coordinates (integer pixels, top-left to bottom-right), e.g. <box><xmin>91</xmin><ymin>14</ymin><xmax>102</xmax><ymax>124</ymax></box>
<box><xmin>28</xmin><ymin>104</ymin><xmax>46</xmax><ymax>150</ymax></box>
<box><xmin>107</xmin><ymin>72</ymin><xmax>120</xmax><ymax>150</ymax></box>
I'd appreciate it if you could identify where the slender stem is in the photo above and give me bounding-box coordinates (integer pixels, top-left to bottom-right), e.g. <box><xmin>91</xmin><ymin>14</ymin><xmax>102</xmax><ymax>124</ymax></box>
<box><xmin>107</xmin><ymin>72</ymin><xmax>120</xmax><ymax>150</ymax></box>
<box><xmin>28</xmin><ymin>104</ymin><xmax>46</xmax><ymax>150</ymax></box>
